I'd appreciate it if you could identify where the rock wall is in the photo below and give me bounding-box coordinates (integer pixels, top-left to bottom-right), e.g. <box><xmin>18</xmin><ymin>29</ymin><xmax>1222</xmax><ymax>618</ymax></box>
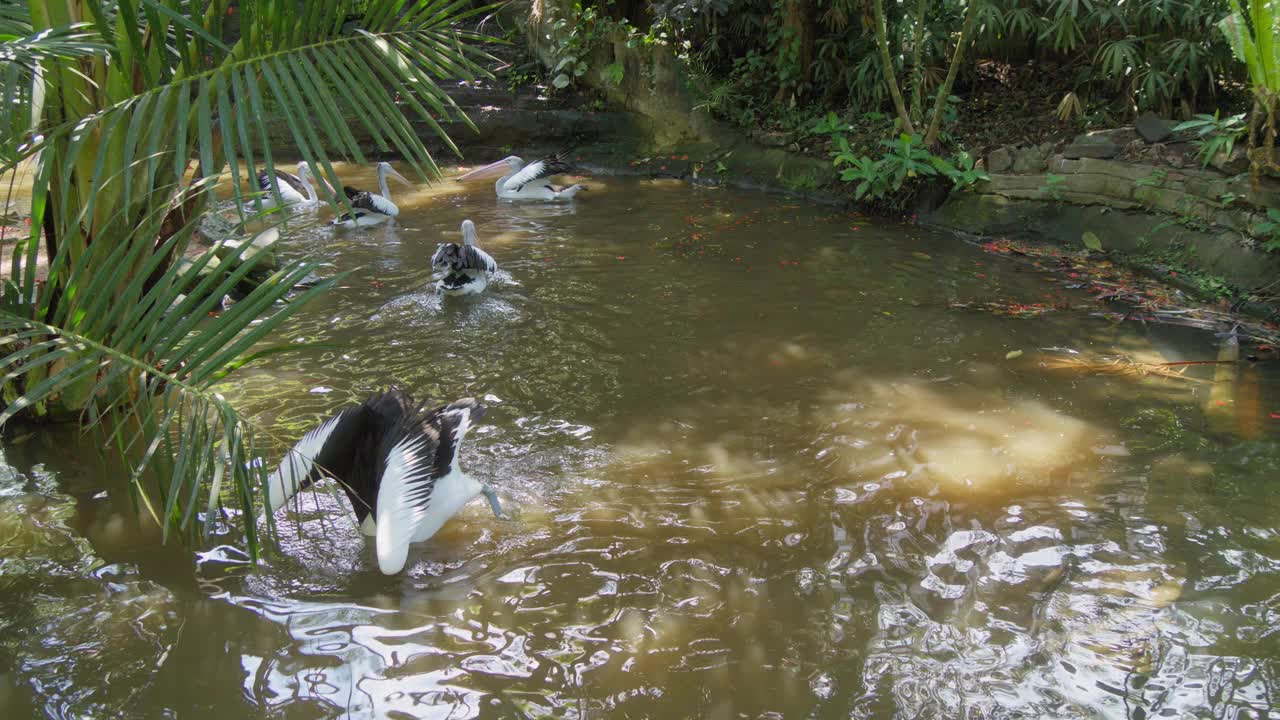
<box><xmin>927</xmin><ymin>125</ymin><xmax>1280</xmax><ymax>296</ymax></box>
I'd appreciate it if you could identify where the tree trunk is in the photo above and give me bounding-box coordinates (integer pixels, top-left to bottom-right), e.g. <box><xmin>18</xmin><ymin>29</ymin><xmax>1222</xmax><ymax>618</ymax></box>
<box><xmin>871</xmin><ymin>0</ymin><xmax>915</xmax><ymax>135</ymax></box>
<box><xmin>908</xmin><ymin>0</ymin><xmax>928</xmax><ymax>125</ymax></box>
<box><xmin>775</xmin><ymin>0</ymin><xmax>815</xmax><ymax>104</ymax></box>
<box><xmin>924</xmin><ymin>0</ymin><xmax>981</xmax><ymax>148</ymax></box>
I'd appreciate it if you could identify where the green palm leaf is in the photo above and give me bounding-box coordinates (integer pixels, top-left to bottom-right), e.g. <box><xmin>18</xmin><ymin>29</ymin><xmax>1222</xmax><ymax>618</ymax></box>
<box><xmin>0</xmin><ymin>0</ymin><xmax>494</xmax><ymax>554</ymax></box>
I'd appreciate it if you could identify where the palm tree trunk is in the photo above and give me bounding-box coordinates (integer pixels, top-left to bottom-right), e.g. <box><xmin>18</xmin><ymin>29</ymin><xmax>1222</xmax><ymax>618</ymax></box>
<box><xmin>40</xmin><ymin>200</ymin><xmax>60</xmax><ymax>322</ymax></box>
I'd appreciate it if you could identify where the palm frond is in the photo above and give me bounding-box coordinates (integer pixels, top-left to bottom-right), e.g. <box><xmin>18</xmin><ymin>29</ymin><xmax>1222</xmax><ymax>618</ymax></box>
<box><xmin>0</xmin><ymin>0</ymin><xmax>493</xmax><ymax>552</ymax></box>
<box><xmin>0</xmin><ymin>182</ymin><xmax>340</xmax><ymax>551</ymax></box>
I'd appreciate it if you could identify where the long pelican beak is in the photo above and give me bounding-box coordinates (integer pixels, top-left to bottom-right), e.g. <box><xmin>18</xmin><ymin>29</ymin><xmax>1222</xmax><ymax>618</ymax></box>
<box><xmin>456</xmin><ymin>159</ymin><xmax>510</xmax><ymax>182</ymax></box>
<box><xmin>306</xmin><ymin>166</ymin><xmax>337</xmax><ymax>196</ymax></box>
<box><xmin>388</xmin><ymin>168</ymin><xmax>412</xmax><ymax>187</ymax></box>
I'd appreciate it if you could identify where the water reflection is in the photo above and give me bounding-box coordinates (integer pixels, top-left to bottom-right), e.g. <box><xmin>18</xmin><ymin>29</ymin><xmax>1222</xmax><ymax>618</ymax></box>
<box><xmin>2</xmin><ymin>178</ymin><xmax>1279</xmax><ymax>718</ymax></box>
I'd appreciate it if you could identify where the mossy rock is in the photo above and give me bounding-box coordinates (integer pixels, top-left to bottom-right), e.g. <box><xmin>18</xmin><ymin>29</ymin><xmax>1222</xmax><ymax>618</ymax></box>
<box><xmin>1121</xmin><ymin>407</ymin><xmax>1210</xmax><ymax>453</ymax></box>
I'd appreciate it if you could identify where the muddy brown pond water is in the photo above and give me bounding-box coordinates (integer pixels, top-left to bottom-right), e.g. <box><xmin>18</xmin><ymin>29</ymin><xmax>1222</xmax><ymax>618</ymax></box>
<box><xmin>2</xmin><ymin>173</ymin><xmax>1279</xmax><ymax>718</ymax></box>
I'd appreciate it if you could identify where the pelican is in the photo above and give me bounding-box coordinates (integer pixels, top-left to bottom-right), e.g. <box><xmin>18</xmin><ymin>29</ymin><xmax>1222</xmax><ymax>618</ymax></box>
<box><xmin>456</xmin><ymin>151</ymin><xmax>588</xmax><ymax>201</ymax></box>
<box><xmin>263</xmin><ymin>388</ymin><xmax>508</xmax><ymax>575</ymax></box>
<box><xmin>431</xmin><ymin>219</ymin><xmax>498</xmax><ymax>296</ymax></box>
<box><xmin>331</xmin><ymin>161</ymin><xmax>411</xmax><ymax>228</ymax></box>
<box><xmin>253</xmin><ymin>161</ymin><xmax>323</xmax><ymax>209</ymax></box>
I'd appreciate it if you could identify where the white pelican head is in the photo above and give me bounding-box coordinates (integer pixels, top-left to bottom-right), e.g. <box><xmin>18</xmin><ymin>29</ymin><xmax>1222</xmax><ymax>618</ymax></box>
<box><xmin>376</xmin><ymin>161</ymin><xmax>412</xmax><ymax>187</ymax></box>
<box><xmin>455</xmin><ymin>156</ymin><xmax>523</xmax><ymax>182</ymax></box>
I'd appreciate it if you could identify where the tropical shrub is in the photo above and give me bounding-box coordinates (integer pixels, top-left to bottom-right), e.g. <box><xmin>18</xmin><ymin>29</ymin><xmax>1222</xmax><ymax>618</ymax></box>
<box><xmin>1174</xmin><ymin>112</ymin><xmax>1248</xmax><ymax>168</ymax></box>
<box><xmin>0</xmin><ymin>0</ymin><xmax>489</xmax><ymax>553</ymax></box>
<box><xmin>1219</xmin><ymin>0</ymin><xmax>1280</xmax><ymax>180</ymax></box>
<box><xmin>830</xmin><ymin>131</ymin><xmax>988</xmax><ymax>203</ymax></box>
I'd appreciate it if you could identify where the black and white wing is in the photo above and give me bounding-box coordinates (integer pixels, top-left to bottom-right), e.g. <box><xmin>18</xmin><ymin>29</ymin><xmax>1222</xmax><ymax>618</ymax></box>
<box><xmin>264</xmin><ymin>405</ymin><xmax>369</xmax><ymax>513</ymax></box>
<box><xmin>502</xmin><ymin>150</ymin><xmax>575</xmax><ymax>192</ymax></box>
<box><xmin>430</xmin><ymin>243</ymin><xmax>457</xmax><ymax>271</ymax></box>
<box><xmin>334</xmin><ymin>186</ymin><xmax>393</xmax><ymax>223</ymax></box>
<box><xmin>431</xmin><ymin>244</ymin><xmax>497</xmax><ymax>274</ymax></box>
<box><xmin>373</xmin><ymin>398</ymin><xmax>485</xmax><ymax>574</ymax></box>
<box><xmin>428</xmin><ymin>398</ymin><xmax>485</xmax><ymax>477</ymax></box>
<box><xmin>468</xmin><ymin>246</ymin><xmax>498</xmax><ymax>273</ymax></box>
<box><xmin>355</xmin><ymin>190</ymin><xmax>398</xmax><ymax>217</ymax></box>
<box><xmin>257</xmin><ymin>168</ymin><xmax>306</xmax><ymax>202</ymax></box>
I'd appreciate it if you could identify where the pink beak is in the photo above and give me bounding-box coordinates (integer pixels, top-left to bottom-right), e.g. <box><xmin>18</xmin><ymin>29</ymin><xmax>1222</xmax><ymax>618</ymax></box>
<box><xmin>455</xmin><ymin>159</ymin><xmax>511</xmax><ymax>182</ymax></box>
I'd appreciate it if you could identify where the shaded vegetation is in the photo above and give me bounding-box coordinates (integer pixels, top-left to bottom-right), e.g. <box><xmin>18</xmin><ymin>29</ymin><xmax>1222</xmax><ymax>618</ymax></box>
<box><xmin>532</xmin><ymin>0</ymin><xmax>1267</xmax><ymax>209</ymax></box>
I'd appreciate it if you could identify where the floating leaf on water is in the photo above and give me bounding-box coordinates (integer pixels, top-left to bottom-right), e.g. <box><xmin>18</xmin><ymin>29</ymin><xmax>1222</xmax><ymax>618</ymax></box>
<box><xmin>1005</xmin><ymin>350</ymin><xmax>1024</xmax><ymax>360</ymax></box>
<box><xmin>1081</xmin><ymin>231</ymin><xmax>1103</xmax><ymax>252</ymax></box>
<box><xmin>912</xmin><ymin>252</ymin><xmax>932</xmax><ymax>260</ymax></box>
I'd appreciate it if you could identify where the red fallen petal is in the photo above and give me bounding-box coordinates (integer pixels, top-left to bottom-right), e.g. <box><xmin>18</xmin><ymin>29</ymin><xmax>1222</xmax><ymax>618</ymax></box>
<box><xmin>1216</xmin><ymin>400</ymin><xmax>1228</xmax><ymax>406</ymax></box>
<box><xmin>1271</xmin><ymin>412</ymin><xmax>1280</xmax><ymax>419</ymax></box>
<box><xmin>976</xmin><ymin>273</ymin><xmax>987</xmax><ymax>278</ymax></box>
<box><xmin>791</xmin><ymin>260</ymin><xmax>799</xmax><ymax>266</ymax></box>
<box><xmin>617</xmin><ymin>256</ymin><xmax>626</xmax><ymax>260</ymax></box>
<box><xmin>680</xmin><ymin>155</ymin><xmax>689</xmax><ymax>160</ymax></box>
<box><xmin>1258</xmin><ymin>345</ymin><xmax>1273</xmax><ymax>351</ymax></box>
<box><xmin>851</xmin><ymin>226</ymin><xmax>860</xmax><ymax>231</ymax></box>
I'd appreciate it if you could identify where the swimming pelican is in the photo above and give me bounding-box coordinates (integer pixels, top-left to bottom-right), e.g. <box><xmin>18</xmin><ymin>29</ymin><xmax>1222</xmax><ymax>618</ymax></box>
<box><xmin>263</xmin><ymin>388</ymin><xmax>508</xmax><ymax>575</ymax></box>
<box><xmin>455</xmin><ymin>151</ymin><xmax>588</xmax><ymax>201</ymax></box>
<box><xmin>331</xmin><ymin>161</ymin><xmax>411</xmax><ymax>228</ymax></box>
<box><xmin>431</xmin><ymin>219</ymin><xmax>498</xmax><ymax>296</ymax></box>
<box><xmin>254</xmin><ymin>161</ymin><xmax>323</xmax><ymax>209</ymax></box>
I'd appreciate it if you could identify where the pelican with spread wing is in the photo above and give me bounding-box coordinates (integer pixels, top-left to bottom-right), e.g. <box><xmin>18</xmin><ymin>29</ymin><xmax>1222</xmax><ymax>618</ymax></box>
<box><xmin>263</xmin><ymin>388</ymin><xmax>508</xmax><ymax>575</ymax></box>
<box><xmin>456</xmin><ymin>151</ymin><xmax>588</xmax><ymax>201</ymax></box>
<box><xmin>431</xmin><ymin>219</ymin><xmax>498</xmax><ymax>296</ymax></box>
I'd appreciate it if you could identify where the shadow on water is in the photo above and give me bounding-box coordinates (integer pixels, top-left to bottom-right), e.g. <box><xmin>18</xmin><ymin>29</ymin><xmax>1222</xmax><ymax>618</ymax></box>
<box><xmin>2</xmin><ymin>176</ymin><xmax>1280</xmax><ymax>718</ymax></box>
